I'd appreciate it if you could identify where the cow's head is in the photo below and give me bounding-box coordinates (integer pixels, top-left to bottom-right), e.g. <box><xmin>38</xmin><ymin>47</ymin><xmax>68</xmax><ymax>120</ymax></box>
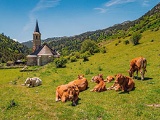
<box><xmin>128</xmin><ymin>69</ymin><xmax>133</xmax><ymax>77</ymax></box>
<box><xmin>67</xmin><ymin>85</ymin><xmax>79</xmax><ymax>106</ymax></box>
<box><xmin>78</xmin><ymin>75</ymin><xmax>84</xmax><ymax>79</ymax></box>
<box><xmin>115</xmin><ymin>74</ymin><xmax>125</xmax><ymax>85</ymax></box>
<box><xmin>67</xmin><ymin>85</ymin><xmax>79</xmax><ymax>100</ymax></box>
<box><xmin>91</xmin><ymin>74</ymin><xmax>103</xmax><ymax>83</ymax></box>
<box><xmin>25</xmin><ymin>78</ymin><xmax>31</xmax><ymax>85</ymax></box>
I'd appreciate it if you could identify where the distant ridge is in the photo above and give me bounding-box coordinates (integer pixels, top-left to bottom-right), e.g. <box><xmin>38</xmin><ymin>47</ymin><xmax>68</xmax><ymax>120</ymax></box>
<box><xmin>22</xmin><ymin>2</ymin><xmax>160</xmax><ymax>53</ymax></box>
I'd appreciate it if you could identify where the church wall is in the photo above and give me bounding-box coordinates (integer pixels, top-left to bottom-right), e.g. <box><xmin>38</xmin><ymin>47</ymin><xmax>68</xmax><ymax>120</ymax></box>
<box><xmin>40</xmin><ymin>55</ymin><xmax>53</xmax><ymax>66</ymax></box>
<box><xmin>27</xmin><ymin>57</ymin><xmax>37</xmax><ymax>66</ymax></box>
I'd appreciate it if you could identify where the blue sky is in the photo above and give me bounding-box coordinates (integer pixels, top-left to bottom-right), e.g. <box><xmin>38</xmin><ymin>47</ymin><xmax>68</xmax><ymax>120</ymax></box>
<box><xmin>0</xmin><ymin>0</ymin><xmax>159</xmax><ymax>43</ymax></box>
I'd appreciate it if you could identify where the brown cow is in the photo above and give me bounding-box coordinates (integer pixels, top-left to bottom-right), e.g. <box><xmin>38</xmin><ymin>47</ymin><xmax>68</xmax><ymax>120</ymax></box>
<box><xmin>104</xmin><ymin>76</ymin><xmax>114</xmax><ymax>83</ymax></box>
<box><xmin>68</xmin><ymin>75</ymin><xmax>88</xmax><ymax>92</ymax></box>
<box><xmin>114</xmin><ymin>74</ymin><xmax>135</xmax><ymax>92</ymax></box>
<box><xmin>128</xmin><ymin>57</ymin><xmax>147</xmax><ymax>80</ymax></box>
<box><xmin>90</xmin><ymin>74</ymin><xmax>106</xmax><ymax>92</ymax></box>
<box><xmin>55</xmin><ymin>84</ymin><xmax>79</xmax><ymax>106</ymax></box>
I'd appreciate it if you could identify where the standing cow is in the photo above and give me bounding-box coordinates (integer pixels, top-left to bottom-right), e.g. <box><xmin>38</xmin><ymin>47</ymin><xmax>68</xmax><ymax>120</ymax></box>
<box><xmin>128</xmin><ymin>57</ymin><xmax>147</xmax><ymax>80</ymax></box>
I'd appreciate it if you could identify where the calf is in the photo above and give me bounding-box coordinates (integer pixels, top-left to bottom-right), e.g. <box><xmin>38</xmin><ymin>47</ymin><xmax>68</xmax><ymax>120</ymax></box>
<box><xmin>90</xmin><ymin>74</ymin><xmax>106</xmax><ymax>92</ymax></box>
<box><xmin>24</xmin><ymin>77</ymin><xmax>42</xmax><ymax>87</ymax></box>
<box><xmin>55</xmin><ymin>84</ymin><xmax>79</xmax><ymax>106</ymax></box>
<box><xmin>128</xmin><ymin>57</ymin><xmax>147</xmax><ymax>80</ymax></box>
<box><xmin>104</xmin><ymin>76</ymin><xmax>114</xmax><ymax>83</ymax></box>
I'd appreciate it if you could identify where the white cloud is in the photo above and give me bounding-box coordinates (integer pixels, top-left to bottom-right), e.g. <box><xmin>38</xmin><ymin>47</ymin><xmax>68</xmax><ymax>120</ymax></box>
<box><xmin>94</xmin><ymin>0</ymin><xmax>136</xmax><ymax>14</ymax></box>
<box><xmin>142</xmin><ymin>0</ymin><xmax>149</xmax><ymax>7</ymax></box>
<box><xmin>23</xmin><ymin>0</ymin><xmax>60</xmax><ymax>32</ymax></box>
<box><xmin>32</xmin><ymin>0</ymin><xmax>60</xmax><ymax>12</ymax></box>
<box><xmin>105</xmin><ymin>0</ymin><xmax>135</xmax><ymax>7</ymax></box>
<box><xmin>94</xmin><ymin>8</ymin><xmax>107</xmax><ymax>13</ymax></box>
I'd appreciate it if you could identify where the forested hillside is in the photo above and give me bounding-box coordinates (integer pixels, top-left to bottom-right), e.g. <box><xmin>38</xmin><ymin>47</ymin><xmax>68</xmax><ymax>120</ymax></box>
<box><xmin>22</xmin><ymin>3</ymin><xmax>160</xmax><ymax>55</ymax></box>
<box><xmin>48</xmin><ymin>3</ymin><xmax>160</xmax><ymax>53</ymax></box>
<box><xmin>0</xmin><ymin>33</ymin><xmax>30</xmax><ymax>63</ymax></box>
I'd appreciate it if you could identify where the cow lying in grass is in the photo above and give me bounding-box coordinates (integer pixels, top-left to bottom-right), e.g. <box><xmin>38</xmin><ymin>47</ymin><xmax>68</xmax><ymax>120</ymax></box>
<box><xmin>55</xmin><ymin>84</ymin><xmax>79</xmax><ymax>106</ymax></box>
<box><xmin>24</xmin><ymin>77</ymin><xmax>42</xmax><ymax>87</ymax></box>
<box><xmin>90</xmin><ymin>74</ymin><xmax>106</xmax><ymax>92</ymax></box>
<box><xmin>104</xmin><ymin>76</ymin><xmax>114</xmax><ymax>83</ymax></box>
<box><xmin>113</xmin><ymin>74</ymin><xmax>135</xmax><ymax>92</ymax></box>
<box><xmin>68</xmin><ymin>75</ymin><xmax>88</xmax><ymax>92</ymax></box>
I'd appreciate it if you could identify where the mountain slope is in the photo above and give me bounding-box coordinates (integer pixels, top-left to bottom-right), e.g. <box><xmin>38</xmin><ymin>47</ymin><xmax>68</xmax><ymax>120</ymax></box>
<box><xmin>22</xmin><ymin>2</ymin><xmax>160</xmax><ymax>54</ymax></box>
<box><xmin>0</xmin><ymin>33</ymin><xmax>30</xmax><ymax>63</ymax></box>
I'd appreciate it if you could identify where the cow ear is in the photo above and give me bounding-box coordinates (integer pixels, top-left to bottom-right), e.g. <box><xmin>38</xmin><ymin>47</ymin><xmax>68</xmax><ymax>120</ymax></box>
<box><xmin>115</xmin><ymin>74</ymin><xmax>117</xmax><ymax>77</ymax></box>
<box><xmin>99</xmin><ymin>74</ymin><xmax>103</xmax><ymax>77</ymax></box>
<box><xmin>120</xmin><ymin>74</ymin><xmax>124</xmax><ymax>78</ymax></box>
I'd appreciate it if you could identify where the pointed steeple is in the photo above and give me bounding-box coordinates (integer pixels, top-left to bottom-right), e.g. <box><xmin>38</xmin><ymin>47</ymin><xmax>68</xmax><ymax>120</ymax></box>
<box><xmin>34</xmin><ymin>20</ymin><xmax>40</xmax><ymax>33</ymax></box>
<box><xmin>33</xmin><ymin>20</ymin><xmax>41</xmax><ymax>52</ymax></box>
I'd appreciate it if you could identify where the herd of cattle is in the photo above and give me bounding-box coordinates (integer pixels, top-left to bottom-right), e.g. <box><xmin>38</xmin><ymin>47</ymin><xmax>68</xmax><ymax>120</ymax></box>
<box><xmin>23</xmin><ymin>57</ymin><xmax>147</xmax><ymax>106</ymax></box>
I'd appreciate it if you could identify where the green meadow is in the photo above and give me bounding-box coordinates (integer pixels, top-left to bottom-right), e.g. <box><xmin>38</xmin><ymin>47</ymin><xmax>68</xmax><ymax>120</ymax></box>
<box><xmin>0</xmin><ymin>30</ymin><xmax>160</xmax><ymax>120</ymax></box>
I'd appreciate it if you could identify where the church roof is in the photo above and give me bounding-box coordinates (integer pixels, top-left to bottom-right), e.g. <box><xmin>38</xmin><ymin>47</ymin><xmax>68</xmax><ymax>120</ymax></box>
<box><xmin>34</xmin><ymin>20</ymin><xmax>40</xmax><ymax>33</ymax></box>
<box><xmin>30</xmin><ymin>43</ymin><xmax>59</xmax><ymax>56</ymax></box>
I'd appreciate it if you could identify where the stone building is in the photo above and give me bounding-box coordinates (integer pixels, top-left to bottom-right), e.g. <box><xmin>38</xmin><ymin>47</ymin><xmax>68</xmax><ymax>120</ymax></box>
<box><xmin>27</xmin><ymin>20</ymin><xmax>60</xmax><ymax>66</ymax></box>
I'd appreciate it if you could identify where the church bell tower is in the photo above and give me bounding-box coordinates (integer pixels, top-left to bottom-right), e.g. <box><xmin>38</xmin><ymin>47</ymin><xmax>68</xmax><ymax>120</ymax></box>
<box><xmin>33</xmin><ymin>20</ymin><xmax>41</xmax><ymax>52</ymax></box>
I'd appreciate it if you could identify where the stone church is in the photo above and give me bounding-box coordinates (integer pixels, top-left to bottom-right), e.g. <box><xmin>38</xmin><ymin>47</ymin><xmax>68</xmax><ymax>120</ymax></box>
<box><xmin>27</xmin><ymin>20</ymin><xmax>60</xmax><ymax>66</ymax></box>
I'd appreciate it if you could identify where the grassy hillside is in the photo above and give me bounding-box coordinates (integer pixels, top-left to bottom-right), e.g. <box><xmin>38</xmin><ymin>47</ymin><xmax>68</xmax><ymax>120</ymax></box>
<box><xmin>0</xmin><ymin>30</ymin><xmax>160</xmax><ymax>120</ymax></box>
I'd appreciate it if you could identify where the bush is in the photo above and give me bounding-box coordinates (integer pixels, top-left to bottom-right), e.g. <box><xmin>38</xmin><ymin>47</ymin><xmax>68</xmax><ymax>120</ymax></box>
<box><xmin>98</xmin><ymin>66</ymin><xmax>103</xmax><ymax>71</ymax></box>
<box><xmin>70</xmin><ymin>56</ymin><xmax>77</xmax><ymax>62</ymax></box>
<box><xmin>81</xmin><ymin>39</ymin><xmax>99</xmax><ymax>54</ymax></box>
<box><xmin>130</xmin><ymin>32</ymin><xmax>142</xmax><ymax>45</ymax></box>
<box><xmin>115</xmin><ymin>43</ymin><xmax>118</xmax><ymax>46</ymax></box>
<box><xmin>100</xmin><ymin>47</ymin><xmax>107</xmax><ymax>53</ymax></box>
<box><xmin>80</xmin><ymin>53</ymin><xmax>89</xmax><ymax>62</ymax></box>
<box><xmin>123</xmin><ymin>40</ymin><xmax>129</xmax><ymax>45</ymax></box>
<box><xmin>54</xmin><ymin>57</ymin><xmax>67</xmax><ymax>68</ymax></box>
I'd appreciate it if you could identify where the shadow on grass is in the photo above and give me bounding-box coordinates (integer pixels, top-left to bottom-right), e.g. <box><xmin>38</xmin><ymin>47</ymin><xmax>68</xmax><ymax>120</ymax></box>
<box><xmin>135</xmin><ymin>77</ymin><xmax>153</xmax><ymax>81</ymax></box>
<box><xmin>118</xmin><ymin>87</ymin><xmax>136</xmax><ymax>94</ymax></box>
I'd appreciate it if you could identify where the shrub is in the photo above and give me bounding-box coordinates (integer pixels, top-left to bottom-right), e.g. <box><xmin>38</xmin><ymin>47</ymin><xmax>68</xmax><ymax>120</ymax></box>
<box><xmin>115</xmin><ymin>43</ymin><xmax>118</xmax><ymax>46</ymax></box>
<box><xmin>54</xmin><ymin>57</ymin><xmax>67</xmax><ymax>68</ymax></box>
<box><xmin>130</xmin><ymin>32</ymin><xmax>142</xmax><ymax>45</ymax></box>
<box><xmin>70</xmin><ymin>56</ymin><xmax>77</xmax><ymax>62</ymax></box>
<box><xmin>123</xmin><ymin>40</ymin><xmax>129</xmax><ymax>45</ymax></box>
<box><xmin>100</xmin><ymin>47</ymin><xmax>107</xmax><ymax>53</ymax></box>
<box><xmin>81</xmin><ymin>39</ymin><xmax>99</xmax><ymax>54</ymax></box>
<box><xmin>80</xmin><ymin>53</ymin><xmax>89</xmax><ymax>62</ymax></box>
<box><xmin>98</xmin><ymin>66</ymin><xmax>103</xmax><ymax>71</ymax></box>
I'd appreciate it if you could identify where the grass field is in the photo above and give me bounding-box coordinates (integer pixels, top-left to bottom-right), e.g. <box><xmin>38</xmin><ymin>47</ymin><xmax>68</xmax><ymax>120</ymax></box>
<box><xmin>0</xmin><ymin>30</ymin><xmax>160</xmax><ymax>120</ymax></box>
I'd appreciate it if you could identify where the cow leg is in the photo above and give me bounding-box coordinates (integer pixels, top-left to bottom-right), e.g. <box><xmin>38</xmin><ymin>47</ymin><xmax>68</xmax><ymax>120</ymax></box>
<box><xmin>55</xmin><ymin>91</ymin><xmax>61</xmax><ymax>102</ymax></box>
<box><xmin>140</xmin><ymin>69</ymin><xmax>144</xmax><ymax>80</ymax></box>
<box><xmin>136</xmin><ymin>70</ymin><xmax>138</xmax><ymax>79</ymax></box>
<box><xmin>61</xmin><ymin>95</ymin><xmax>67</xmax><ymax>102</ymax></box>
<box><xmin>72</xmin><ymin>100</ymin><xmax>77</xmax><ymax>106</ymax></box>
<box><xmin>72</xmin><ymin>96</ymin><xmax>78</xmax><ymax>106</ymax></box>
<box><xmin>127</xmin><ymin>87</ymin><xmax>133</xmax><ymax>92</ymax></box>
